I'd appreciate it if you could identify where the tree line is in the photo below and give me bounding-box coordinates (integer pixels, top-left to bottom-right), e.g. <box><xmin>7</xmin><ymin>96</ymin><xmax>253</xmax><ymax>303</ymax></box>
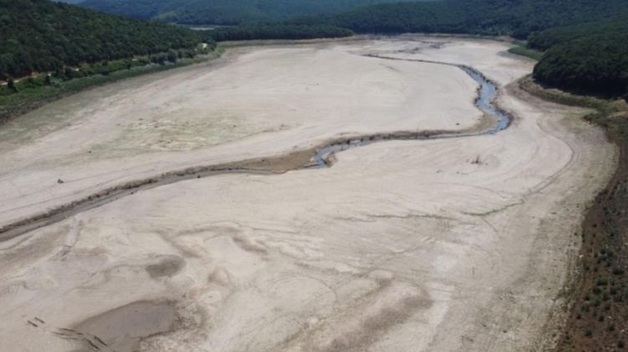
<box><xmin>4</xmin><ymin>0</ymin><xmax>626</xmax><ymax>101</ymax></box>
<box><xmin>205</xmin><ymin>24</ymin><xmax>353</xmax><ymax>42</ymax></box>
<box><xmin>294</xmin><ymin>0</ymin><xmax>628</xmax><ymax>39</ymax></box>
<box><xmin>527</xmin><ymin>16</ymin><xmax>628</xmax><ymax>51</ymax></box>
<box><xmin>0</xmin><ymin>0</ymin><xmax>206</xmax><ymax>80</ymax></box>
<box><xmin>532</xmin><ymin>22</ymin><xmax>628</xmax><ymax>100</ymax></box>
<box><xmin>79</xmin><ymin>0</ymin><xmax>419</xmax><ymax>26</ymax></box>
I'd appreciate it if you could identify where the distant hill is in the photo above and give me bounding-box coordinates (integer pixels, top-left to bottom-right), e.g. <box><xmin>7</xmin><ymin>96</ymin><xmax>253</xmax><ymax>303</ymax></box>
<box><xmin>79</xmin><ymin>0</ymin><xmax>427</xmax><ymax>25</ymax></box>
<box><xmin>302</xmin><ymin>0</ymin><xmax>628</xmax><ymax>39</ymax></box>
<box><xmin>0</xmin><ymin>0</ymin><xmax>201</xmax><ymax>79</ymax></box>
<box><xmin>532</xmin><ymin>18</ymin><xmax>628</xmax><ymax>99</ymax></box>
<box><xmin>528</xmin><ymin>16</ymin><xmax>628</xmax><ymax>51</ymax></box>
<box><xmin>288</xmin><ymin>0</ymin><xmax>628</xmax><ymax>99</ymax></box>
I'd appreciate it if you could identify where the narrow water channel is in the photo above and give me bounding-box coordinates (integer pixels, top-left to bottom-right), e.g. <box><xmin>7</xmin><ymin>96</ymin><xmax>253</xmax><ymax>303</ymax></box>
<box><xmin>314</xmin><ymin>61</ymin><xmax>510</xmax><ymax>167</ymax></box>
<box><xmin>0</xmin><ymin>58</ymin><xmax>513</xmax><ymax>241</ymax></box>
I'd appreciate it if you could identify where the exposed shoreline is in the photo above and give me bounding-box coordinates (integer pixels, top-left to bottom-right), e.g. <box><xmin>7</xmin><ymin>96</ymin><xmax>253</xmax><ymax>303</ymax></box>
<box><xmin>0</xmin><ymin>53</ymin><xmax>510</xmax><ymax>243</ymax></box>
<box><xmin>0</xmin><ymin>37</ymin><xmax>617</xmax><ymax>352</ymax></box>
<box><xmin>519</xmin><ymin>76</ymin><xmax>628</xmax><ymax>351</ymax></box>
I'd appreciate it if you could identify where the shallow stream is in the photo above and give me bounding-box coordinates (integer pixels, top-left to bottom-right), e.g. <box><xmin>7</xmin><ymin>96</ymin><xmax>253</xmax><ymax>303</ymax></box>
<box><xmin>314</xmin><ymin>61</ymin><xmax>511</xmax><ymax>167</ymax></box>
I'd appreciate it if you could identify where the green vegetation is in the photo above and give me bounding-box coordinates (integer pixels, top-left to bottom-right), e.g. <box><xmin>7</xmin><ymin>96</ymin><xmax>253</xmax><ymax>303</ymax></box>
<box><xmin>206</xmin><ymin>24</ymin><xmax>353</xmax><ymax>42</ymax></box>
<box><xmin>80</xmin><ymin>0</ymin><xmax>425</xmax><ymax>25</ymax></box>
<box><xmin>0</xmin><ymin>0</ymin><xmax>205</xmax><ymax>80</ymax></box>
<box><xmin>533</xmin><ymin>33</ymin><xmax>628</xmax><ymax>99</ymax></box>
<box><xmin>0</xmin><ymin>0</ymin><xmax>223</xmax><ymax>124</ymax></box>
<box><xmin>507</xmin><ymin>42</ymin><xmax>544</xmax><ymax>61</ymax></box>
<box><xmin>0</xmin><ymin>0</ymin><xmax>366</xmax><ymax>125</ymax></box>
<box><xmin>530</xmin><ymin>18</ymin><xmax>628</xmax><ymax>99</ymax></box>
<box><xmin>6</xmin><ymin>0</ymin><xmax>627</xmax><ymax>108</ymax></box>
<box><xmin>75</xmin><ymin>0</ymin><xmax>628</xmax><ymax>100</ymax></box>
<box><xmin>302</xmin><ymin>0</ymin><xmax>628</xmax><ymax>39</ymax></box>
<box><xmin>527</xmin><ymin>16</ymin><xmax>628</xmax><ymax>51</ymax></box>
<box><xmin>0</xmin><ymin>53</ymin><xmax>220</xmax><ymax>124</ymax></box>
<box><xmin>304</xmin><ymin>1</ymin><xmax>472</xmax><ymax>35</ymax></box>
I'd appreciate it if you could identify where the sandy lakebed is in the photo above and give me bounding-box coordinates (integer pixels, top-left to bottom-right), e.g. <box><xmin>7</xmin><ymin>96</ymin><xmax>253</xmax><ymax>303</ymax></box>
<box><xmin>0</xmin><ymin>37</ymin><xmax>617</xmax><ymax>351</ymax></box>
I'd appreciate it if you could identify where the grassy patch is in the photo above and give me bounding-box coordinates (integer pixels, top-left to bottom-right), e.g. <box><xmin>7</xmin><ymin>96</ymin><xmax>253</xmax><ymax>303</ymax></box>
<box><xmin>508</xmin><ymin>43</ymin><xmax>544</xmax><ymax>61</ymax></box>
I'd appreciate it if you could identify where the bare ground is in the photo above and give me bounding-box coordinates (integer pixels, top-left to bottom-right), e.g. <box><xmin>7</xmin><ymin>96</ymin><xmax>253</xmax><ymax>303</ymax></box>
<box><xmin>0</xmin><ymin>37</ymin><xmax>617</xmax><ymax>351</ymax></box>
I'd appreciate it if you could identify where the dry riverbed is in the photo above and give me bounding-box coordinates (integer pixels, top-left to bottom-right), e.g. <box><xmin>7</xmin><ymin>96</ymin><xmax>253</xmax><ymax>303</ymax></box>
<box><xmin>0</xmin><ymin>37</ymin><xmax>617</xmax><ymax>351</ymax></box>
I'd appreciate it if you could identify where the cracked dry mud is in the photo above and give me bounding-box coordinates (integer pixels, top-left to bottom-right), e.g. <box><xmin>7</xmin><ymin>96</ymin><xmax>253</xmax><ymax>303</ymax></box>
<box><xmin>0</xmin><ymin>37</ymin><xmax>617</xmax><ymax>351</ymax></box>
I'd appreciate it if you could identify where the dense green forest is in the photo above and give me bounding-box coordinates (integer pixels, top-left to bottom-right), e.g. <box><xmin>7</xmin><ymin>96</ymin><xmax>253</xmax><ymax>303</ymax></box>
<box><xmin>206</xmin><ymin>24</ymin><xmax>353</xmax><ymax>41</ymax></box>
<box><xmin>532</xmin><ymin>21</ymin><xmax>628</xmax><ymax>99</ymax></box>
<box><xmin>0</xmin><ymin>0</ymin><xmax>204</xmax><ymax>80</ymax></box>
<box><xmin>79</xmin><ymin>0</ymin><xmax>426</xmax><ymax>25</ymax></box>
<box><xmin>527</xmin><ymin>16</ymin><xmax>628</xmax><ymax>51</ymax></box>
<box><xmin>299</xmin><ymin>0</ymin><xmax>628</xmax><ymax>39</ymax></box>
<box><xmin>77</xmin><ymin>0</ymin><xmax>628</xmax><ymax>41</ymax></box>
<box><xmin>5</xmin><ymin>0</ymin><xmax>628</xmax><ymax>101</ymax></box>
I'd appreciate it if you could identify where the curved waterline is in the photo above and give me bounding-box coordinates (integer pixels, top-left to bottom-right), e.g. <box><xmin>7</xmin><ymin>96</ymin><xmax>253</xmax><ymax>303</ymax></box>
<box><xmin>0</xmin><ymin>57</ymin><xmax>513</xmax><ymax>242</ymax></box>
<box><xmin>314</xmin><ymin>55</ymin><xmax>511</xmax><ymax>167</ymax></box>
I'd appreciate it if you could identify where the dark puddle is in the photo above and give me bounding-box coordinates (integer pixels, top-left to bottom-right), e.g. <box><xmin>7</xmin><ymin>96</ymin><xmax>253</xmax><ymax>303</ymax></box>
<box><xmin>68</xmin><ymin>301</ymin><xmax>176</xmax><ymax>352</ymax></box>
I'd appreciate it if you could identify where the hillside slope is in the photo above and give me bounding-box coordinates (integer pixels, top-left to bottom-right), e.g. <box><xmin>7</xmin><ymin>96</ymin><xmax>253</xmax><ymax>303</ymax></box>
<box><xmin>79</xmin><ymin>0</ymin><xmax>426</xmax><ymax>25</ymax></box>
<box><xmin>0</xmin><ymin>0</ymin><xmax>201</xmax><ymax>79</ymax></box>
<box><xmin>293</xmin><ymin>0</ymin><xmax>628</xmax><ymax>99</ymax></box>
<box><xmin>528</xmin><ymin>16</ymin><xmax>628</xmax><ymax>51</ymax></box>
<box><xmin>532</xmin><ymin>20</ymin><xmax>628</xmax><ymax>99</ymax></box>
<box><xmin>308</xmin><ymin>0</ymin><xmax>628</xmax><ymax>39</ymax></box>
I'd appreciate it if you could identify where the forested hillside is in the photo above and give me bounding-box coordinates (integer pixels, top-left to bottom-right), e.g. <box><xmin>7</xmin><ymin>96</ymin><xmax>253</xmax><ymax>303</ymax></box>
<box><xmin>303</xmin><ymin>0</ymin><xmax>628</xmax><ymax>39</ymax></box>
<box><xmin>206</xmin><ymin>24</ymin><xmax>353</xmax><ymax>42</ymax></box>
<box><xmin>532</xmin><ymin>20</ymin><xmax>628</xmax><ymax>99</ymax></box>
<box><xmin>528</xmin><ymin>16</ymin><xmax>628</xmax><ymax>51</ymax></box>
<box><xmin>0</xmin><ymin>0</ymin><xmax>202</xmax><ymax>80</ymax></box>
<box><xmin>79</xmin><ymin>0</ymin><xmax>424</xmax><ymax>25</ymax></box>
<box><xmin>5</xmin><ymin>0</ymin><xmax>627</xmax><ymax>101</ymax></box>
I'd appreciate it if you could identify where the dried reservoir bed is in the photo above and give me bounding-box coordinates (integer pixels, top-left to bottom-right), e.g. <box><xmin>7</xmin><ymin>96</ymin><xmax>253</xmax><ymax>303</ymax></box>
<box><xmin>0</xmin><ymin>37</ymin><xmax>617</xmax><ymax>351</ymax></box>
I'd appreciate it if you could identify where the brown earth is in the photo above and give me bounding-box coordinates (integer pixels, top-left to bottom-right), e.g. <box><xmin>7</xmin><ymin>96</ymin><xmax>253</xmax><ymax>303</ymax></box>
<box><xmin>557</xmin><ymin>136</ymin><xmax>628</xmax><ymax>352</ymax></box>
<box><xmin>521</xmin><ymin>81</ymin><xmax>628</xmax><ymax>352</ymax></box>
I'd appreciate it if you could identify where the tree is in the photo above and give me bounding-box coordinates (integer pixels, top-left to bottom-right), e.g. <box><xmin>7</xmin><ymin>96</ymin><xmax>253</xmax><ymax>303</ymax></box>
<box><xmin>167</xmin><ymin>50</ymin><xmax>178</xmax><ymax>63</ymax></box>
<box><xmin>0</xmin><ymin>0</ymin><xmax>203</xmax><ymax>79</ymax></box>
<box><xmin>7</xmin><ymin>78</ymin><xmax>17</xmax><ymax>92</ymax></box>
